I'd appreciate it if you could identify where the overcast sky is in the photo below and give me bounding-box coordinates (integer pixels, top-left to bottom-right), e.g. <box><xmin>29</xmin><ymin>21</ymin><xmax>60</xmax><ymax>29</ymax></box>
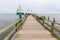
<box><xmin>0</xmin><ymin>0</ymin><xmax>60</xmax><ymax>13</ymax></box>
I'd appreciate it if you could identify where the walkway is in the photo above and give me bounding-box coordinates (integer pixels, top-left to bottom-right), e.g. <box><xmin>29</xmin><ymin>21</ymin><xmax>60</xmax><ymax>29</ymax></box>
<box><xmin>13</xmin><ymin>15</ymin><xmax>57</xmax><ymax>40</ymax></box>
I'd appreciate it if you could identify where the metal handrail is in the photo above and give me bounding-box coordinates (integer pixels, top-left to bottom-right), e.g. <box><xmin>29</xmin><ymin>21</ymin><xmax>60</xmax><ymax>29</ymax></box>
<box><xmin>0</xmin><ymin>16</ymin><xmax>26</xmax><ymax>40</ymax></box>
<box><xmin>0</xmin><ymin>18</ymin><xmax>24</xmax><ymax>34</ymax></box>
<box><xmin>45</xmin><ymin>19</ymin><xmax>60</xmax><ymax>33</ymax></box>
<box><xmin>45</xmin><ymin>19</ymin><xmax>60</xmax><ymax>25</ymax></box>
<box><xmin>3</xmin><ymin>17</ymin><xmax>25</xmax><ymax>40</ymax></box>
<box><xmin>32</xmin><ymin>14</ymin><xmax>60</xmax><ymax>39</ymax></box>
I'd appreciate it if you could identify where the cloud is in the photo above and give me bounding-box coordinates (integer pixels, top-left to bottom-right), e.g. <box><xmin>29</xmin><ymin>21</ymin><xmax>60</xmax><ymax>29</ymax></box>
<box><xmin>19</xmin><ymin>0</ymin><xmax>60</xmax><ymax>12</ymax></box>
<box><xmin>0</xmin><ymin>0</ymin><xmax>18</xmax><ymax>13</ymax></box>
<box><xmin>0</xmin><ymin>0</ymin><xmax>60</xmax><ymax>13</ymax></box>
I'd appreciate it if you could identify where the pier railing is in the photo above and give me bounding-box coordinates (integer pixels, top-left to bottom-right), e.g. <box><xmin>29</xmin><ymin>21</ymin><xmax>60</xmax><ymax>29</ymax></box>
<box><xmin>0</xmin><ymin>15</ymin><xmax>27</xmax><ymax>40</ymax></box>
<box><xmin>32</xmin><ymin>14</ymin><xmax>60</xmax><ymax>40</ymax></box>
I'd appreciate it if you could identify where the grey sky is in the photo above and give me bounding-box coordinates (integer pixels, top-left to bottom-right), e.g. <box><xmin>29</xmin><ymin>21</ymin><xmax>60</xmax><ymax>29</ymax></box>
<box><xmin>0</xmin><ymin>0</ymin><xmax>60</xmax><ymax>13</ymax></box>
<box><xmin>0</xmin><ymin>0</ymin><xmax>18</xmax><ymax>13</ymax></box>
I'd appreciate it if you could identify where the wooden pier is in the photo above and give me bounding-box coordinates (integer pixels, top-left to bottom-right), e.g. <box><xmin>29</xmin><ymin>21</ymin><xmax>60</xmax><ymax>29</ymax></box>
<box><xmin>1</xmin><ymin>14</ymin><xmax>60</xmax><ymax>40</ymax></box>
<box><xmin>13</xmin><ymin>15</ymin><xmax>57</xmax><ymax>40</ymax></box>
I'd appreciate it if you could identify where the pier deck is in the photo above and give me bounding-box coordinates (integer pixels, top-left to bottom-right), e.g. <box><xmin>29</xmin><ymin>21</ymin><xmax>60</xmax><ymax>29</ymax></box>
<box><xmin>13</xmin><ymin>15</ymin><xmax>57</xmax><ymax>40</ymax></box>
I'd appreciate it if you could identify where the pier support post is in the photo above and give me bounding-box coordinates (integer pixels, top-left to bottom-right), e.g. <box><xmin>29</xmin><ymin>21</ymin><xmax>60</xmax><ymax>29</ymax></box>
<box><xmin>51</xmin><ymin>18</ymin><xmax>55</xmax><ymax>33</ymax></box>
<box><xmin>48</xmin><ymin>16</ymin><xmax>49</xmax><ymax>21</ymax></box>
<box><xmin>15</xmin><ymin>22</ymin><xmax>18</xmax><ymax>32</ymax></box>
<box><xmin>43</xmin><ymin>16</ymin><xmax>46</xmax><ymax>25</ymax></box>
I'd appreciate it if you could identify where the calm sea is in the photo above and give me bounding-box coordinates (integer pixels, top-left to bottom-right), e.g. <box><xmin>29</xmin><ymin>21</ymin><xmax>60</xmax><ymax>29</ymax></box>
<box><xmin>0</xmin><ymin>13</ymin><xmax>60</xmax><ymax>39</ymax></box>
<box><xmin>0</xmin><ymin>13</ymin><xmax>60</xmax><ymax>29</ymax></box>
<box><xmin>0</xmin><ymin>13</ymin><xmax>19</xmax><ymax>29</ymax></box>
<box><xmin>38</xmin><ymin>13</ymin><xmax>60</xmax><ymax>22</ymax></box>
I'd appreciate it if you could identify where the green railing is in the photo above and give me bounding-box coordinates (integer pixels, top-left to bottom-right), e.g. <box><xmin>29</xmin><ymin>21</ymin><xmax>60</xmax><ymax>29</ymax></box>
<box><xmin>0</xmin><ymin>15</ymin><xmax>27</xmax><ymax>40</ymax></box>
<box><xmin>32</xmin><ymin>14</ymin><xmax>60</xmax><ymax>40</ymax></box>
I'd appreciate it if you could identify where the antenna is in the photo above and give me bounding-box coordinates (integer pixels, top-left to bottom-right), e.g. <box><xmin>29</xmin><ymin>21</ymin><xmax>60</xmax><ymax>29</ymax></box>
<box><xmin>19</xmin><ymin>5</ymin><xmax>20</xmax><ymax>9</ymax></box>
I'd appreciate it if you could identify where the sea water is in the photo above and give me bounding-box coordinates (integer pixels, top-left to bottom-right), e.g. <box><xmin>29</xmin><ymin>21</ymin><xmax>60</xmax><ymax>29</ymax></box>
<box><xmin>0</xmin><ymin>13</ymin><xmax>60</xmax><ymax>29</ymax></box>
<box><xmin>0</xmin><ymin>13</ymin><xmax>19</xmax><ymax>29</ymax></box>
<box><xmin>38</xmin><ymin>13</ymin><xmax>60</xmax><ymax>22</ymax></box>
<box><xmin>0</xmin><ymin>13</ymin><xmax>60</xmax><ymax>39</ymax></box>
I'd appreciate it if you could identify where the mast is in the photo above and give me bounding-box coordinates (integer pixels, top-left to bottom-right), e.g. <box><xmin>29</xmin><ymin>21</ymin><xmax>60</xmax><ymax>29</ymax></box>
<box><xmin>19</xmin><ymin>5</ymin><xmax>20</xmax><ymax>9</ymax></box>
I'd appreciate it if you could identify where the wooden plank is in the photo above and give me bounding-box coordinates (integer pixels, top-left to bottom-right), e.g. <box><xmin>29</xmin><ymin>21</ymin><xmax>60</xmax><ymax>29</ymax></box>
<box><xmin>14</xmin><ymin>38</ymin><xmax>57</xmax><ymax>40</ymax></box>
